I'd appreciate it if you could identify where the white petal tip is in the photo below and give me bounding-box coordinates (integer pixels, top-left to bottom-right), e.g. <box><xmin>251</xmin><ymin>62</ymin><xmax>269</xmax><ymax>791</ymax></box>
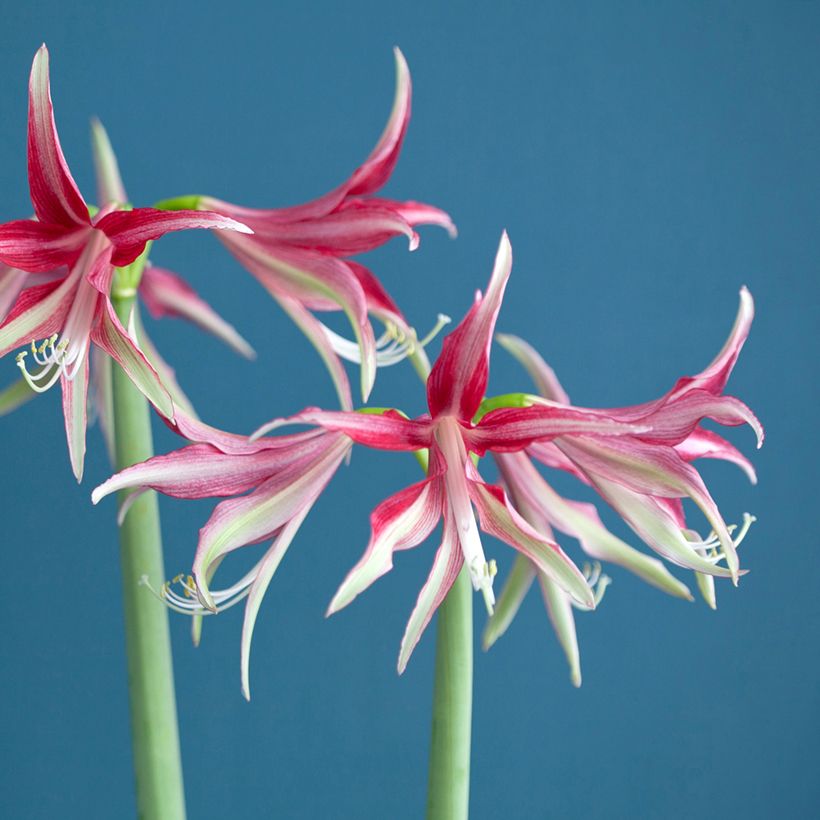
<box><xmin>570</xmin><ymin>671</ymin><xmax>582</xmax><ymax>688</ymax></box>
<box><xmin>408</xmin><ymin>233</ymin><xmax>420</xmax><ymax>252</ymax></box>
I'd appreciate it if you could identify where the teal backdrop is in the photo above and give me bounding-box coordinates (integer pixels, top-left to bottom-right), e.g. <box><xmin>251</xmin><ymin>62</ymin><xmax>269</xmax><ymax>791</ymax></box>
<box><xmin>1</xmin><ymin>2</ymin><xmax>817</xmax><ymax>818</ymax></box>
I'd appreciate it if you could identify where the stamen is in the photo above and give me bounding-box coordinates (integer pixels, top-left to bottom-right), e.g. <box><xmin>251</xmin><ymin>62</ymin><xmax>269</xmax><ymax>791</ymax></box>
<box><xmin>139</xmin><ymin>566</ymin><xmax>260</xmax><ymax>617</ymax></box>
<box><xmin>575</xmin><ymin>561</ymin><xmax>611</xmax><ymax>609</ymax></box>
<box><xmin>15</xmin><ymin>334</ymin><xmax>83</xmax><ymax>394</ymax></box>
<box><xmin>321</xmin><ymin>313</ymin><xmax>451</xmax><ymax>368</ymax></box>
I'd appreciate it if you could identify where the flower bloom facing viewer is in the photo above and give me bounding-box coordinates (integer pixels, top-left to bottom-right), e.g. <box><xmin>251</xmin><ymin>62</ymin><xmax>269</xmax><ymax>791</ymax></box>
<box><xmin>483</xmin><ymin>290</ymin><xmax>761</xmax><ymax>683</ymax></box>
<box><xmin>0</xmin><ymin>46</ymin><xmax>251</xmax><ymax>478</ymax></box>
<box><xmin>92</xmin><ymin>411</ymin><xmax>352</xmax><ymax>700</ymax></box>
<box><xmin>193</xmin><ymin>47</ymin><xmax>456</xmax><ymax>408</ymax></box>
<box><xmin>254</xmin><ymin>233</ymin><xmax>672</xmax><ymax>672</ymax></box>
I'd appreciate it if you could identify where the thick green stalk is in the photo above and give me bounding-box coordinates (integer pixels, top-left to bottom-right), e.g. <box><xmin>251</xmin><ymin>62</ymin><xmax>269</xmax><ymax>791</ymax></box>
<box><xmin>112</xmin><ymin>291</ymin><xmax>186</xmax><ymax>820</ymax></box>
<box><xmin>406</xmin><ymin>348</ymin><xmax>474</xmax><ymax>820</ymax></box>
<box><xmin>426</xmin><ymin>566</ymin><xmax>473</xmax><ymax>820</ymax></box>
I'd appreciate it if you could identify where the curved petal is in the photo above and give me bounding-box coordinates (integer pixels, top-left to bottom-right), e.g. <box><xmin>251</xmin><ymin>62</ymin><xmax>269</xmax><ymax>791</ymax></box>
<box><xmin>427</xmin><ymin>231</ymin><xmax>512</xmax><ymax>421</ymax></box>
<box><xmin>139</xmin><ymin>265</ymin><xmax>255</xmax><ymax>359</ymax></box>
<box><xmin>469</xmin><ymin>404</ymin><xmax>648</xmax><ymax>454</ymax></box>
<box><xmin>365</xmin><ymin>198</ymin><xmax>457</xmax><ymax>238</ymax></box>
<box><xmin>537</xmin><ymin>572</ymin><xmax>582</xmax><ymax>687</ymax></box>
<box><xmin>61</xmin><ymin>354</ymin><xmax>89</xmax><ymax>481</ymax></box>
<box><xmin>675</xmin><ymin>427</ymin><xmax>757</xmax><ymax>484</ymax></box>
<box><xmin>482</xmin><ymin>554</ymin><xmax>536</xmax><ymax>650</ymax></box>
<box><xmin>496</xmin><ymin>333</ymin><xmax>571</xmax><ymax>404</ymax></box>
<box><xmin>27</xmin><ymin>46</ymin><xmax>88</xmax><ymax>227</ymax></box>
<box><xmin>328</xmin><ymin>468</ymin><xmax>443</xmax><ymax>614</ymax></box>
<box><xmin>0</xmin><ymin>220</ymin><xmax>86</xmax><ymax>272</ymax></box>
<box><xmin>397</xmin><ymin>509</ymin><xmax>463</xmax><ymax>674</ymax></box>
<box><xmin>97</xmin><ymin>208</ymin><xmax>252</xmax><ymax>268</ymax></box>
<box><xmin>0</xmin><ymin>267</ymin><xmax>29</xmax><ymax>323</ymax></box>
<box><xmin>91</xmin><ymin>300</ymin><xmax>174</xmax><ymax>420</ymax></box>
<box><xmin>253</xmin><ymin>407</ymin><xmax>433</xmax><ymax>450</ymax></box>
<box><xmin>467</xmin><ymin>467</ymin><xmax>594</xmax><ymax>609</ymax></box>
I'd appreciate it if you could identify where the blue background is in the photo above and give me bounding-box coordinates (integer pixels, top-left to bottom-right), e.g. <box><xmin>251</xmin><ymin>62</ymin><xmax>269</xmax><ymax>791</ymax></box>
<box><xmin>1</xmin><ymin>2</ymin><xmax>817</xmax><ymax>818</ymax></box>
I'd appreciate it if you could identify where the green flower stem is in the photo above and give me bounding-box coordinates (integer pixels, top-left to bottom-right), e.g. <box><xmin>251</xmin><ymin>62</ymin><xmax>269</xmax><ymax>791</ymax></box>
<box><xmin>426</xmin><ymin>566</ymin><xmax>473</xmax><ymax>820</ymax></box>
<box><xmin>112</xmin><ymin>289</ymin><xmax>186</xmax><ymax>820</ymax></box>
<box><xmin>407</xmin><ymin>347</ymin><xmax>474</xmax><ymax>820</ymax></box>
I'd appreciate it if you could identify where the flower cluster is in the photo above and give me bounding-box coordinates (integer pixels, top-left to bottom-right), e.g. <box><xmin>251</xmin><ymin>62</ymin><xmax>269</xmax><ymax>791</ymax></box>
<box><xmin>2</xmin><ymin>45</ymin><xmax>762</xmax><ymax>698</ymax></box>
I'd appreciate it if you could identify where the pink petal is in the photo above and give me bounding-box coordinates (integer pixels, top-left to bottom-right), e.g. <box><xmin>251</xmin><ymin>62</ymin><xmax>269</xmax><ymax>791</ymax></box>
<box><xmin>0</xmin><ymin>220</ymin><xmax>87</xmax><ymax>272</ymax></box>
<box><xmin>91</xmin><ymin>300</ymin><xmax>174</xmax><ymax>420</ymax></box>
<box><xmin>468</xmin><ymin>403</ymin><xmax>647</xmax><ymax>455</ymax></box>
<box><xmin>466</xmin><ymin>466</ymin><xmax>594</xmax><ymax>608</ymax></box>
<box><xmin>192</xmin><ymin>438</ymin><xmax>350</xmax><ymax>608</ymax></box>
<box><xmin>495</xmin><ymin>333</ymin><xmax>571</xmax><ymax>404</ymax></box>
<box><xmin>397</xmin><ymin>509</ymin><xmax>463</xmax><ymax>674</ymax></box>
<box><xmin>427</xmin><ymin>231</ymin><xmax>512</xmax><ymax>421</ymax></box>
<box><xmin>223</xmin><ymin>238</ymin><xmax>377</xmax><ymax>400</ymax></box>
<box><xmin>96</xmin><ymin>208</ymin><xmax>252</xmax><ymax>268</ymax></box>
<box><xmin>346</xmin><ymin>47</ymin><xmax>412</xmax><ymax>197</ymax></box>
<box><xmin>327</xmin><ymin>468</ymin><xmax>444</xmax><ymax>614</ymax></box>
<box><xmin>247</xmin><ymin>203</ymin><xmax>419</xmax><ymax>255</ymax></box>
<box><xmin>27</xmin><ymin>46</ymin><xmax>89</xmax><ymax>228</ymax></box>
<box><xmin>0</xmin><ymin>274</ymin><xmax>76</xmax><ymax>358</ymax></box>
<box><xmin>270</xmin><ymin>292</ymin><xmax>353</xmax><ymax>411</ymax></box>
<box><xmin>537</xmin><ymin>573</ymin><xmax>582</xmax><ymax>687</ymax></box>
<box><xmin>91</xmin><ymin>348</ymin><xmax>115</xmax><ymax>464</ymax></box>
<box><xmin>253</xmin><ymin>407</ymin><xmax>433</xmax><ymax>450</ymax></box>
<box><xmin>139</xmin><ymin>265</ymin><xmax>255</xmax><ymax>360</ymax></box>
<box><xmin>0</xmin><ymin>267</ymin><xmax>29</xmax><ymax>323</ymax></box>
<box><xmin>347</xmin><ymin>260</ymin><xmax>404</xmax><ymax>319</ymax></box>
<box><xmin>365</xmin><ymin>198</ymin><xmax>457</xmax><ymax>238</ymax></box>
<box><xmin>675</xmin><ymin>427</ymin><xmax>757</xmax><ymax>484</ymax></box>
<box><xmin>61</xmin><ymin>353</ymin><xmax>89</xmax><ymax>481</ymax></box>
<box><xmin>527</xmin><ymin>440</ymin><xmax>590</xmax><ymax>484</ymax></box>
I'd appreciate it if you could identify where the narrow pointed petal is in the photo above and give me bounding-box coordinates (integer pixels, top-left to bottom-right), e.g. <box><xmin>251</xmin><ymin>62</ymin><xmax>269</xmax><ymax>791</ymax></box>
<box><xmin>397</xmin><ymin>510</ymin><xmax>463</xmax><ymax>674</ymax></box>
<box><xmin>496</xmin><ymin>333</ymin><xmax>571</xmax><ymax>404</ymax></box>
<box><xmin>347</xmin><ymin>46</ymin><xmax>412</xmax><ymax>197</ymax></box>
<box><xmin>27</xmin><ymin>46</ymin><xmax>88</xmax><ymax>227</ymax></box>
<box><xmin>676</xmin><ymin>427</ymin><xmax>757</xmax><ymax>484</ymax></box>
<box><xmin>61</xmin><ymin>354</ymin><xmax>89</xmax><ymax>481</ymax></box>
<box><xmin>590</xmin><ymin>476</ymin><xmax>735</xmax><ymax>578</ymax></box>
<box><xmin>91</xmin><ymin>348</ymin><xmax>115</xmax><ymax>464</ymax></box>
<box><xmin>427</xmin><ymin>232</ymin><xmax>512</xmax><ymax>420</ymax></box>
<box><xmin>467</xmin><ymin>468</ymin><xmax>594</xmax><ymax>609</ymax></box>
<box><xmin>497</xmin><ymin>452</ymin><xmax>692</xmax><ymax>600</ymax></box>
<box><xmin>0</xmin><ymin>267</ymin><xmax>29</xmax><ymax>322</ymax></box>
<box><xmin>469</xmin><ymin>404</ymin><xmax>648</xmax><ymax>454</ymax></box>
<box><xmin>271</xmin><ymin>292</ymin><xmax>353</xmax><ymax>410</ymax></box>
<box><xmin>0</xmin><ymin>220</ymin><xmax>86</xmax><ymax>272</ymax></box>
<box><xmin>225</xmin><ymin>239</ymin><xmax>377</xmax><ymax>400</ymax></box>
<box><xmin>241</xmin><ymin>506</ymin><xmax>312</xmax><ymax>700</ymax></box>
<box><xmin>327</xmin><ymin>470</ymin><xmax>443</xmax><ymax>614</ymax></box>
<box><xmin>134</xmin><ymin>314</ymin><xmax>199</xmax><ymax>418</ymax></box>
<box><xmin>696</xmin><ymin>570</ymin><xmax>718</xmax><ymax>610</ymax></box>
<box><xmin>672</xmin><ymin>287</ymin><xmax>754</xmax><ymax>399</ymax></box>
<box><xmin>90</xmin><ymin>118</ymin><xmax>127</xmax><ymax>206</ymax></box>
<box><xmin>253</xmin><ymin>407</ymin><xmax>433</xmax><ymax>450</ymax></box>
<box><xmin>482</xmin><ymin>554</ymin><xmax>536</xmax><ymax>650</ymax></box>
<box><xmin>250</xmin><ymin>204</ymin><xmax>419</xmax><ymax>254</ymax></box>
<box><xmin>91</xmin><ymin>301</ymin><xmax>174</xmax><ymax>420</ymax></box>
<box><xmin>139</xmin><ymin>265</ymin><xmax>255</xmax><ymax>360</ymax></box>
<box><xmin>366</xmin><ymin>198</ymin><xmax>457</xmax><ymax>238</ymax></box>
<box><xmin>96</xmin><ymin>208</ymin><xmax>252</xmax><ymax>268</ymax></box>
<box><xmin>0</xmin><ymin>275</ymin><xmax>75</xmax><ymax>357</ymax></box>
<box><xmin>193</xmin><ymin>440</ymin><xmax>349</xmax><ymax>607</ymax></box>
<box><xmin>537</xmin><ymin>573</ymin><xmax>582</xmax><ymax>687</ymax></box>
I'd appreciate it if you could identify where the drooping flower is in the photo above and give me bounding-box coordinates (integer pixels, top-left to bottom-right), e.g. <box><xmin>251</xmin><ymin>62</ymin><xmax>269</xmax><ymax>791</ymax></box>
<box><xmin>91</xmin><ymin>410</ymin><xmax>352</xmax><ymax>699</ymax></box>
<box><xmin>195</xmin><ymin>47</ymin><xmax>456</xmax><ymax>408</ymax></box>
<box><xmin>482</xmin><ymin>292</ymin><xmax>760</xmax><ymax>682</ymax></box>
<box><xmin>0</xmin><ymin>46</ymin><xmax>252</xmax><ymax>478</ymax></box>
<box><xmin>254</xmin><ymin>233</ymin><xmax>660</xmax><ymax>672</ymax></box>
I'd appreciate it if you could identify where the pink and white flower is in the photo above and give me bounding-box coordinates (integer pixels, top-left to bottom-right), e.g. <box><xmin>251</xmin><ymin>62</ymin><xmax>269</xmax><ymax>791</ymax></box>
<box><xmin>255</xmin><ymin>233</ymin><xmax>655</xmax><ymax>671</ymax></box>
<box><xmin>92</xmin><ymin>411</ymin><xmax>352</xmax><ymax>699</ymax></box>
<box><xmin>198</xmin><ymin>48</ymin><xmax>456</xmax><ymax>408</ymax></box>
<box><xmin>0</xmin><ymin>46</ymin><xmax>252</xmax><ymax>478</ymax></box>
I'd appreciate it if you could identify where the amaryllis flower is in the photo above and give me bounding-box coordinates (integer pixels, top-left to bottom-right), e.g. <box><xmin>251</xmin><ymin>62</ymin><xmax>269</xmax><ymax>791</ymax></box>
<box><xmin>492</xmin><ymin>289</ymin><xmax>759</xmax><ymax>620</ymax></box>
<box><xmin>91</xmin><ymin>411</ymin><xmax>352</xmax><ymax>699</ymax></box>
<box><xmin>254</xmin><ymin>233</ymin><xmax>657</xmax><ymax>672</ymax></box>
<box><xmin>195</xmin><ymin>47</ymin><xmax>456</xmax><ymax>409</ymax></box>
<box><xmin>0</xmin><ymin>46</ymin><xmax>251</xmax><ymax>478</ymax></box>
